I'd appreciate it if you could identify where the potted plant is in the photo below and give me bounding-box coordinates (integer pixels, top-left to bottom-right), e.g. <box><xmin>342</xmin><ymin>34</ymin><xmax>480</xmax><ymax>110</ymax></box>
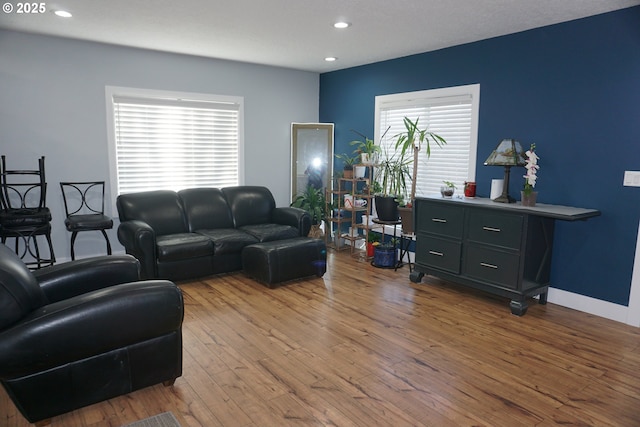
<box><xmin>440</xmin><ymin>180</ymin><xmax>456</xmax><ymax>198</ymax></box>
<box><xmin>393</xmin><ymin>117</ymin><xmax>447</xmax><ymax>227</ymax></box>
<box><xmin>291</xmin><ymin>185</ymin><xmax>326</xmax><ymax>238</ymax></box>
<box><xmin>366</xmin><ymin>232</ymin><xmax>381</xmax><ymax>257</ymax></box>
<box><xmin>394</xmin><ymin>117</ymin><xmax>447</xmax><ymax>203</ymax></box>
<box><xmin>373</xmin><ymin>237</ymin><xmax>399</xmax><ymax>268</ymax></box>
<box><xmin>521</xmin><ymin>143</ymin><xmax>539</xmax><ymax>206</ymax></box>
<box><xmin>350</xmin><ymin>132</ymin><xmax>382</xmax><ymax>165</ymax></box>
<box><xmin>335</xmin><ymin>153</ymin><xmax>358</xmax><ymax>179</ymax></box>
<box><xmin>397</xmin><ymin>195</ymin><xmax>414</xmax><ymax>234</ymax></box>
<box><xmin>374</xmin><ymin>128</ymin><xmax>412</xmax><ymax>221</ymax></box>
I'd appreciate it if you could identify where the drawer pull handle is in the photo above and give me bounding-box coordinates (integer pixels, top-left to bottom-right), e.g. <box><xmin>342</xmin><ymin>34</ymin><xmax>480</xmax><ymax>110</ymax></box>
<box><xmin>432</xmin><ymin>218</ymin><xmax>447</xmax><ymax>223</ymax></box>
<box><xmin>429</xmin><ymin>251</ymin><xmax>444</xmax><ymax>257</ymax></box>
<box><xmin>480</xmin><ymin>262</ymin><xmax>498</xmax><ymax>269</ymax></box>
<box><xmin>483</xmin><ymin>226</ymin><xmax>501</xmax><ymax>232</ymax></box>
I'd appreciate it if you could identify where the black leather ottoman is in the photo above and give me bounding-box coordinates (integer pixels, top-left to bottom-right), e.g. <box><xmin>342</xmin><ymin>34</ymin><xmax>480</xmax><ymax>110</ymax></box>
<box><xmin>242</xmin><ymin>237</ymin><xmax>326</xmax><ymax>287</ymax></box>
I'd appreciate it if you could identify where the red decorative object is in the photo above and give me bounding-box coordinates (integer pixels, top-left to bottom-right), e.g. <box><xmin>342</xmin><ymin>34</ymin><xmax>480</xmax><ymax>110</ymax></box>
<box><xmin>366</xmin><ymin>242</ymin><xmax>375</xmax><ymax>257</ymax></box>
<box><xmin>464</xmin><ymin>181</ymin><xmax>477</xmax><ymax>198</ymax></box>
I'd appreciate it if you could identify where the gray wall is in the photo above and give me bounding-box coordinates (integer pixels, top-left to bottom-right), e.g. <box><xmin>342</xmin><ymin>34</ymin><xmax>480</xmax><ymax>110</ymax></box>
<box><xmin>0</xmin><ymin>30</ymin><xmax>319</xmax><ymax>260</ymax></box>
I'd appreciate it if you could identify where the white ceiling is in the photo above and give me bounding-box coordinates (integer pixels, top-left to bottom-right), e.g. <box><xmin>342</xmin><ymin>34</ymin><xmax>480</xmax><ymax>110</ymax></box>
<box><xmin>1</xmin><ymin>0</ymin><xmax>638</xmax><ymax>72</ymax></box>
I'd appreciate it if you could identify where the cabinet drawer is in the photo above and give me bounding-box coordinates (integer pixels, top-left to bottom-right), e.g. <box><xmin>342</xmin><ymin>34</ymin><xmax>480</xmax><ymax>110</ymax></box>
<box><xmin>416</xmin><ymin>203</ymin><xmax>464</xmax><ymax>239</ymax></box>
<box><xmin>463</xmin><ymin>244</ymin><xmax>520</xmax><ymax>289</ymax></box>
<box><xmin>416</xmin><ymin>234</ymin><xmax>462</xmax><ymax>274</ymax></box>
<box><xmin>467</xmin><ymin>210</ymin><xmax>523</xmax><ymax>250</ymax></box>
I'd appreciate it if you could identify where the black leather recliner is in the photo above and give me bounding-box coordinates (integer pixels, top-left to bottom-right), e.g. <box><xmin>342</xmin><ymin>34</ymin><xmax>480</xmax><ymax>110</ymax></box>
<box><xmin>0</xmin><ymin>243</ymin><xmax>184</xmax><ymax>425</ymax></box>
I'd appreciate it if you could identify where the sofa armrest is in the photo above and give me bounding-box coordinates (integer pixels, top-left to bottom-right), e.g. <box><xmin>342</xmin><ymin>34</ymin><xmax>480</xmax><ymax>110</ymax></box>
<box><xmin>117</xmin><ymin>220</ymin><xmax>158</xmax><ymax>279</ymax></box>
<box><xmin>272</xmin><ymin>207</ymin><xmax>311</xmax><ymax>237</ymax></box>
<box><xmin>34</xmin><ymin>255</ymin><xmax>141</xmax><ymax>303</ymax></box>
<box><xmin>0</xmin><ymin>280</ymin><xmax>183</xmax><ymax>379</ymax></box>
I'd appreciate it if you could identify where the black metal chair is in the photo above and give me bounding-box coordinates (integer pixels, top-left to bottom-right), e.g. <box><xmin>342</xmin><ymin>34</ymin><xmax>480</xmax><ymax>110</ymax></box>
<box><xmin>60</xmin><ymin>181</ymin><xmax>113</xmax><ymax>260</ymax></box>
<box><xmin>0</xmin><ymin>155</ymin><xmax>55</xmax><ymax>269</ymax></box>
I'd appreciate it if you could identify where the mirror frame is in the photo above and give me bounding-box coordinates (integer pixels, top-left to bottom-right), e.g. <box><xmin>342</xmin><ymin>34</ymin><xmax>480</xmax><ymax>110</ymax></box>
<box><xmin>290</xmin><ymin>123</ymin><xmax>334</xmax><ymax>202</ymax></box>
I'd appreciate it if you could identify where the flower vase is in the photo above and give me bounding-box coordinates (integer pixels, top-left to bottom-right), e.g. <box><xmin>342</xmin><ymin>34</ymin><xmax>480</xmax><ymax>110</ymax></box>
<box><xmin>521</xmin><ymin>191</ymin><xmax>538</xmax><ymax>207</ymax></box>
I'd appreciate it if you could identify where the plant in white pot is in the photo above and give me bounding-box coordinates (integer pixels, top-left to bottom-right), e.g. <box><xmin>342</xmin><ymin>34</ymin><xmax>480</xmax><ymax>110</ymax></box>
<box><xmin>350</xmin><ymin>132</ymin><xmax>382</xmax><ymax>165</ymax></box>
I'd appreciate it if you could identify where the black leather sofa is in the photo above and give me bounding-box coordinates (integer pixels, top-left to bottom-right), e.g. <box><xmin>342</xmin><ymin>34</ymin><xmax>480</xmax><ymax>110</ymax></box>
<box><xmin>0</xmin><ymin>243</ymin><xmax>183</xmax><ymax>425</ymax></box>
<box><xmin>117</xmin><ymin>186</ymin><xmax>313</xmax><ymax>281</ymax></box>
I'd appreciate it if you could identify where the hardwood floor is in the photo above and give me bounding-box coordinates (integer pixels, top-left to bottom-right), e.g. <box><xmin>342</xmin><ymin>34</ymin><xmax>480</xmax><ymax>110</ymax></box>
<box><xmin>2</xmin><ymin>250</ymin><xmax>640</xmax><ymax>426</ymax></box>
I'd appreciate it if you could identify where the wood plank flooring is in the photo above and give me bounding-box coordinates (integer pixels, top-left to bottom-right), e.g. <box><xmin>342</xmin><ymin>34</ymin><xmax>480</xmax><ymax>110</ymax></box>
<box><xmin>2</xmin><ymin>250</ymin><xmax>640</xmax><ymax>426</ymax></box>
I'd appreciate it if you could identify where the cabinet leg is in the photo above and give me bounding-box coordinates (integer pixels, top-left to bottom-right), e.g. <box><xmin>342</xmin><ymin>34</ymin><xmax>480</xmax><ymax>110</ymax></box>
<box><xmin>538</xmin><ymin>291</ymin><xmax>548</xmax><ymax>305</ymax></box>
<box><xmin>410</xmin><ymin>271</ymin><xmax>424</xmax><ymax>283</ymax></box>
<box><xmin>510</xmin><ymin>299</ymin><xmax>528</xmax><ymax>316</ymax></box>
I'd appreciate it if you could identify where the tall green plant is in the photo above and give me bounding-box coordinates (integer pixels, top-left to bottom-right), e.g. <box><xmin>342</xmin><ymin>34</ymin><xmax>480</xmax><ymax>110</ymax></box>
<box><xmin>291</xmin><ymin>185</ymin><xmax>326</xmax><ymax>225</ymax></box>
<box><xmin>394</xmin><ymin>117</ymin><xmax>447</xmax><ymax>201</ymax></box>
<box><xmin>373</xmin><ymin>125</ymin><xmax>410</xmax><ymax>197</ymax></box>
<box><xmin>375</xmin><ymin>148</ymin><xmax>412</xmax><ymax>197</ymax></box>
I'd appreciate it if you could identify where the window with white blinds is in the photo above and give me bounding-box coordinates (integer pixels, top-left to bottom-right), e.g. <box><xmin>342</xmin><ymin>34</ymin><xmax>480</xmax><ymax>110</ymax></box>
<box><xmin>106</xmin><ymin>87</ymin><xmax>243</xmax><ymax>195</ymax></box>
<box><xmin>374</xmin><ymin>84</ymin><xmax>480</xmax><ymax>198</ymax></box>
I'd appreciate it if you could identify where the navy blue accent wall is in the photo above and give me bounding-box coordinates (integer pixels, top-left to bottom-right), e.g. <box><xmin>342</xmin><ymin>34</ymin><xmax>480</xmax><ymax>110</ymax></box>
<box><xmin>320</xmin><ymin>7</ymin><xmax>640</xmax><ymax>306</ymax></box>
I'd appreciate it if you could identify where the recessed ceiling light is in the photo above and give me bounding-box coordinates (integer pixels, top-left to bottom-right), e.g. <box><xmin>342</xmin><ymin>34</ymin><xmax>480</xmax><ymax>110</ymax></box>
<box><xmin>325</xmin><ymin>57</ymin><xmax>337</xmax><ymax>62</ymax></box>
<box><xmin>334</xmin><ymin>22</ymin><xmax>350</xmax><ymax>29</ymax></box>
<box><xmin>54</xmin><ymin>10</ymin><xmax>72</xmax><ymax>18</ymax></box>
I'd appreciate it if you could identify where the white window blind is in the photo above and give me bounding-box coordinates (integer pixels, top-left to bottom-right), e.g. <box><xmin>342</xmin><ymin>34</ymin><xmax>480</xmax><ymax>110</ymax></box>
<box><xmin>375</xmin><ymin>85</ymin><xmax>480</xmax><ymax>198</ymax></box>
<box><xmin>109</xmin><ymin>90</ymin><xmax>242</xmax><ymax>194</ymax></box>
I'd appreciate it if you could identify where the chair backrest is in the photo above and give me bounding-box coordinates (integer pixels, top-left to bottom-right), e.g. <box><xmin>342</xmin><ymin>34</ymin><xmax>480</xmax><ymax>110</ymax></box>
<box><xmin>0</xmin><ymin>243</ymin><xmax>47</xmax><ymax>330</ymax></box>
<box><xmin>60</xmin><ymin>181</ymin><xmax>106</xmax><ymax>217</ymax></box>
<box><xmin>0</xmin><ymin>155</ymin><xmax>47</xmax><ymax>212</ymax></box>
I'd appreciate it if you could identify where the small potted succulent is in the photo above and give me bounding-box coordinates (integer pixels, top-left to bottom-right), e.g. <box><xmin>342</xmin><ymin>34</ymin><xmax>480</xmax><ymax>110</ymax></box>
<box><xmin>335</xmin><ymin>153</ymin><xmax>358</xmax><ymax>179</ymax></box>
<box><xmin>440</xmin><ymin>181</ymin><xmax>456</xmax><ymax>198</ymax></box>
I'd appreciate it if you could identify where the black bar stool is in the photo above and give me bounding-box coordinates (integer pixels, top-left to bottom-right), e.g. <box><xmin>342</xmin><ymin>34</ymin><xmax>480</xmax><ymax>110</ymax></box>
<box><xmin>60</xmin><ymin>181</ymin><xmax>113</xmax><ymax>260</ymax></box>
<box><xmin>0</xmin><ymin>155</ymin><xmax>55</xmax><ymax>269</ymax></box>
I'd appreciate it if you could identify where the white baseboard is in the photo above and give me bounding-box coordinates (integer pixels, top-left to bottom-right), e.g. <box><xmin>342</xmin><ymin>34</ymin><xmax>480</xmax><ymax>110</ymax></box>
<box><xmin>547</xmin><ymin>287</ymin><xmax>633</xmax><ymax>326</ymax></box>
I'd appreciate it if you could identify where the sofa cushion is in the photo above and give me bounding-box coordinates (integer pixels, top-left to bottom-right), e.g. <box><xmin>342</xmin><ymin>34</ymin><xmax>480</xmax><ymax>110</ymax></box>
<box><xmin>222</xmin><ymin>186</ymin><xmax>275</xmax><ymax>227</ymax></box>
<box><xmin>156</xmin><ymin>233</ymin><xmax>213</xmax><ymax>262</ymax></box>
<box><xmin>195</xmin><ymin>229</ymin><xmax>258</xmax><ymax>255</ymax></box>
<box><xmin>117</xmin><ymin>191</ymin><xmax>188</xmax><ymax>236</ymax></box>
<box><xmin>178</xmin><ymin>188</ymin><xmax>234</xmax><ymax>231</ymax></box>
<box><xmin>239</xmin><ymin>223</ymin><xmax>299</xmax><ymax>242</ymax></box>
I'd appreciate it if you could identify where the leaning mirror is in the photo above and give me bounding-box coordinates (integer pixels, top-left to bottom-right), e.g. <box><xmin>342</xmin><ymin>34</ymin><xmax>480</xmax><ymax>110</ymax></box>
<box><xmin>291</xmin><ymin>123</ymin><xmax>334</xmax><ymax>202</ymax></box>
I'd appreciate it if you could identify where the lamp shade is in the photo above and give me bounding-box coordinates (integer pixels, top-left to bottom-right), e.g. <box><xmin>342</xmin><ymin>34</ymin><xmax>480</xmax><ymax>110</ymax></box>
<box><xmin>484</xmin><ymin>138</ymin><xmax>526</xmax><ymax>166</ymax></box>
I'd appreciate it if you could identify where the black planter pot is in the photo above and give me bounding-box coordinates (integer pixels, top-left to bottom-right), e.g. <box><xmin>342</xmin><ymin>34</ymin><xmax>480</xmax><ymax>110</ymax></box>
<box><xmin>375</xmin><ymin>195</ymin><xmax>399</xmax><ymax>221</ymax></box>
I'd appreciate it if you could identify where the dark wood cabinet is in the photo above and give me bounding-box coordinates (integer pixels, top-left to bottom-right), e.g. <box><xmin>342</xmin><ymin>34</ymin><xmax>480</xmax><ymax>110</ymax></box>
<box><xmin>410</xmin><ymin>196</ymin><xmax>600</xmax><ymax>315</ymax></box>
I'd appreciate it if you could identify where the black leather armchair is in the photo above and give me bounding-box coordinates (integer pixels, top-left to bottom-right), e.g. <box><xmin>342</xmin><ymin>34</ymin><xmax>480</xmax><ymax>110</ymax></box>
<box><xmin>0</xmin><ymin>244</ymin><xmax>183</xmax><ymax>425</ymax></box>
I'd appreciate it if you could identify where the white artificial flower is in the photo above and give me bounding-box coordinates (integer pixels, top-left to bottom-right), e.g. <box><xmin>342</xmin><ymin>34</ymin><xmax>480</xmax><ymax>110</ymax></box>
<box><xmin>525</xmin><ymin>173</ymin><xmax>537</xmax><ymax>187</ymax></box>
<box><xmin>525</xmin><ymin>150</ymin><xmax>539</xmax><ymax>164</ymax></box>
<box><xmin>523</xmin><ymin>145</ymin><xmax>539</xmax><ymax>190</ymax></box>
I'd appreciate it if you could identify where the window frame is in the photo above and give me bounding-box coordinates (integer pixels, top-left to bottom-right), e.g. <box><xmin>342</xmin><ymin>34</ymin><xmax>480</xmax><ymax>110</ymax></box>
<box><xmin>105</xmin><ymin>86</ymin><xmax>245</xmax><ymax>211</ymax></box>
<box><xmin>374</xmin><ymin>83</ymin><xmax>480</xmax><ymax>197</ymax></box>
